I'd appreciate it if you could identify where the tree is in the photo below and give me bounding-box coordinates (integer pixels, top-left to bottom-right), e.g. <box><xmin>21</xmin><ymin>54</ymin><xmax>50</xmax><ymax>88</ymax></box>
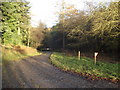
<box><xmin>91</xmin><ymin>2</ymin><xmax>119</xmax><ymax>53</ymax></box>
<box><xmin>42</xmin><ymin>1</ymin><xmax>119</xmax><ymax>59</ymax></box>
<box><xmin>56</xmin><ymin>0</ymin><xmax>79</xmax><ymax>49</ymax></box>
<box><xmin>1</xmin><ymin>1</ymin><xmax>30</xmax><ymax>45</ymax></box>
<box><xmin>30</xmin><ymin>22</ymin><xmax>46</xmax><ymax>48</ymax></box>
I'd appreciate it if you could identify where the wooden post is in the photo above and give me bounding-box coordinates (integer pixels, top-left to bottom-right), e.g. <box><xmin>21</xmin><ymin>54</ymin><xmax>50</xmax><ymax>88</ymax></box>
<box><xmin>78</xmin><ymin>51</ymin><xmax>80</xmax><ymax>60</ymax></box>
<box><xmin>94</xmin><ymin>52</ymin><xmax>98</xmax><ymax>64</ymax></box>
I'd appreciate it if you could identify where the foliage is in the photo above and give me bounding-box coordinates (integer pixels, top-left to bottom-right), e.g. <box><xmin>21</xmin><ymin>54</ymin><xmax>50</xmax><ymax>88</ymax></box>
<box><xmin>90</xmin><ymin>2</ymin><xmax>119</xmax><ymax>52</ymax></box>
<box><xmin>2</xmin><ymin>45</ymin><xmax>41</xmax><ymax>65</ymax></box>
<box><xmin>50</xmin><ymin>52</ymin><xmax>120</xmax><ymax>82</ymax></box>
<box><xmin>43</xmin><ymin>2</ymin><xmax>119</xmax><ymax>58</ymax></box>
<box><xmin>30</xmin><ymin>22</ymin><xmax>47</xmax><ymax>48</ymax></box>
<box><xmin>1</xmin><ymin>1</ymin><xmax>30</xmax><ymax>45</ymax></box>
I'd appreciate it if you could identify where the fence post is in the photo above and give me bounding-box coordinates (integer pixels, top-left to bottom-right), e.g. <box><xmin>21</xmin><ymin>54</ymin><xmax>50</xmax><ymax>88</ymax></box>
<box><xmin>78</xmin><ymin>51</ymin><xmax>80</xmax><ymax>60</ymax></box>
<box><xmin>94</xmin><ymin>52</ymin><xmax>98</xmax><ymax>64</ymax></box>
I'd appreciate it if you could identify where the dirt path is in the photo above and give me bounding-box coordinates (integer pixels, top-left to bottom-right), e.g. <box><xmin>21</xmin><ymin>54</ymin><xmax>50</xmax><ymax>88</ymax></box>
<box><xmin>2</xmin><ymin>52</ymin><xmax>119</xmax><ymax>88</ymax></box>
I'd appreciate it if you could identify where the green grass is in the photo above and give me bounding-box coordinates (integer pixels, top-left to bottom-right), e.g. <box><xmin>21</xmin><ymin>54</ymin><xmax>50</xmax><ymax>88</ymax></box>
<box><xmin>50</xmin><ymin>52</ymin><xmax>120</xmax><ymax>80</ymax></box>
<box><xmin>1</xmin><ymin>45</ymin><xmax>41</xmax><ymax>76</ymax></box>
<box><xmin>2</xmin><ymin>45</ymin><xmax>41</xmax><ymax>65</ymax></box>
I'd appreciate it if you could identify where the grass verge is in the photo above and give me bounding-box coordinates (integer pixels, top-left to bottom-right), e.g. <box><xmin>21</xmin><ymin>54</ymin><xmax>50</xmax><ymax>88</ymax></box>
<box><xmin>1</xmin><ymin>45</ymin><xmax>41</xmax><ymax>65</ymax></box>
<box><xmin>50</xmin><ymin>52</ymin><xmax>120</xmax><ymax>83</ymax></box>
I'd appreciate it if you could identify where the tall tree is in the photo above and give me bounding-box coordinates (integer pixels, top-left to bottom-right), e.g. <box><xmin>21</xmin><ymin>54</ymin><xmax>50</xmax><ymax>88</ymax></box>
<box><xmin>30</xmin><ymin>21</ymin><xmax>46</xmax><ymax>48</ymax></box>
<box><xmin>0</xmin><ymin>1</ymin><xmax>30</xmax><ymax>45</ymax></box>
<box><xmin>56</xmin><ymin>0</ymin><xmax>79</xmax><ymax>49</ymax></box>
<box><xmin>91</xmin><ymin>2</ymin><xmax>119</xmax><ymax>53</ymax></box>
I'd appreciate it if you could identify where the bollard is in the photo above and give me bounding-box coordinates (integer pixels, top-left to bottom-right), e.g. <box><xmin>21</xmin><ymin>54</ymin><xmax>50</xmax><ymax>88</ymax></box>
<box><xmin>94</xmin><ymin>52</ymin><xmax>98</xmax><ymax>64</ymax></box>
<box><xmin>78</xmin><ymin>51</ymin><xmax>80</xmax><ymax>60</ymax></box>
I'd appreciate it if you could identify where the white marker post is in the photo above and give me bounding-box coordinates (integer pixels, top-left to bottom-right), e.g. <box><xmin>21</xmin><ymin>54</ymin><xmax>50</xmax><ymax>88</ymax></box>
<box><xmin>94</xmin><ymin>52</ymin><xmax>98</xmax><ymax>64</ymax></box>
<box><xmin>78</xmin><ymin>51</ymin><xmax>80</xmax><ymax>60</ymax></box>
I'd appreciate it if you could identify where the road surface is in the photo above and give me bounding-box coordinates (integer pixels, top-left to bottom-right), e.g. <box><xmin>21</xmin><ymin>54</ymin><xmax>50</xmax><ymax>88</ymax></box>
<box><xmin>2</xmin><ymin>52</ymin><xmax>119</xmax><ymax>88</ymax></box>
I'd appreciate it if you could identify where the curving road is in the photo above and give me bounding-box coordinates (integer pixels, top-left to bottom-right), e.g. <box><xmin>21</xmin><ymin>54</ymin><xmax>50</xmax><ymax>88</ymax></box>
<box><xmin>2</xmin><ymin>52</ymin><xmax>119</xmax><ymax>88</ymax></box>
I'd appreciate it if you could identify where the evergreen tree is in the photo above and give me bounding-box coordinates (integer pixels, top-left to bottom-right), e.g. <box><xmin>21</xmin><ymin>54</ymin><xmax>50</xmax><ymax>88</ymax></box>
<box><xmin>0</xmin><ymin>1</ymin><xmax>30</xmax><ymax>45</ymax></box>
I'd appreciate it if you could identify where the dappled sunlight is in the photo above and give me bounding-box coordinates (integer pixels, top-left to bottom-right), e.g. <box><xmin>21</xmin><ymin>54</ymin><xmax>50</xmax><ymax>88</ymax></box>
<box><xmin>1</xmin><ymin>0</ymin><xmax>119</xmax><ymax>88</ymax></box>
<box><xmin>2</xmin><ymin>45</ymin><xmax>40</xmax><ymax>64</ymax></box>
<box><xmin>50</xmin><ymin>52</ymin><xmax>119</xmax><ymax>83</ymax></box>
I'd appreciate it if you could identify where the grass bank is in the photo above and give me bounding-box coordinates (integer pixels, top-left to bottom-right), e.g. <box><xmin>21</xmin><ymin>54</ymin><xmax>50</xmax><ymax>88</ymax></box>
<box><xmin>1</xmin><ymin>44</ymin><xmax>41</xmax><ymax>65</ymax></box>
<box><xmin>50</xmin><ymin>52</ymin><xmax>119</xmax><ymax>83</ymax></box>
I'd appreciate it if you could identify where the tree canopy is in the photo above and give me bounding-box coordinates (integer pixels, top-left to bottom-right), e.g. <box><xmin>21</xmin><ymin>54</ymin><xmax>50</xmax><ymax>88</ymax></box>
<box><xmin>1</xmin><ymin>1</ymin><xmax>30</xmax><ymax>45</ymax></box>
<box><xmin>42</xmin><ymin>2</ymin><xmax>119</xmax><ymax>57</ymax></box>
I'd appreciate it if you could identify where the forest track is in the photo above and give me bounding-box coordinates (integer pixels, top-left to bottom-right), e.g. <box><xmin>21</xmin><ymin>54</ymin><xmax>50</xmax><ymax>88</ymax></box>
<box><xmin>2</xmin><ymin>52</ymin><xmax>119</xmax><ymax>88</ymax></box>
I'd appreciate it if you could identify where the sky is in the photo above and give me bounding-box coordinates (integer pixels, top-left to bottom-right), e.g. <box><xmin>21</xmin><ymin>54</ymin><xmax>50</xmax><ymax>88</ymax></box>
<box><xmin>26</xmin><ymin>0</ymin><xmax>117</xmax><ymax>28</ymax></box>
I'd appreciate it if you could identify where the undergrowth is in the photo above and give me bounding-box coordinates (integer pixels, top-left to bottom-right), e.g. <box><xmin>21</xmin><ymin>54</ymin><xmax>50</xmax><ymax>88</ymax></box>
<box><xmin>1</xmin><ymin>44</ymin><xmax>41</xmax><ymax>65</ymax></box>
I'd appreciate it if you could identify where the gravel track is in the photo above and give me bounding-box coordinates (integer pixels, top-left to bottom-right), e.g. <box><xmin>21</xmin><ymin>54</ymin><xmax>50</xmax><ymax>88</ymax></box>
<box><xmin>2</xmin><ymin>52</ymin><xmax>119</xmax><ymax>88</ymax></box>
